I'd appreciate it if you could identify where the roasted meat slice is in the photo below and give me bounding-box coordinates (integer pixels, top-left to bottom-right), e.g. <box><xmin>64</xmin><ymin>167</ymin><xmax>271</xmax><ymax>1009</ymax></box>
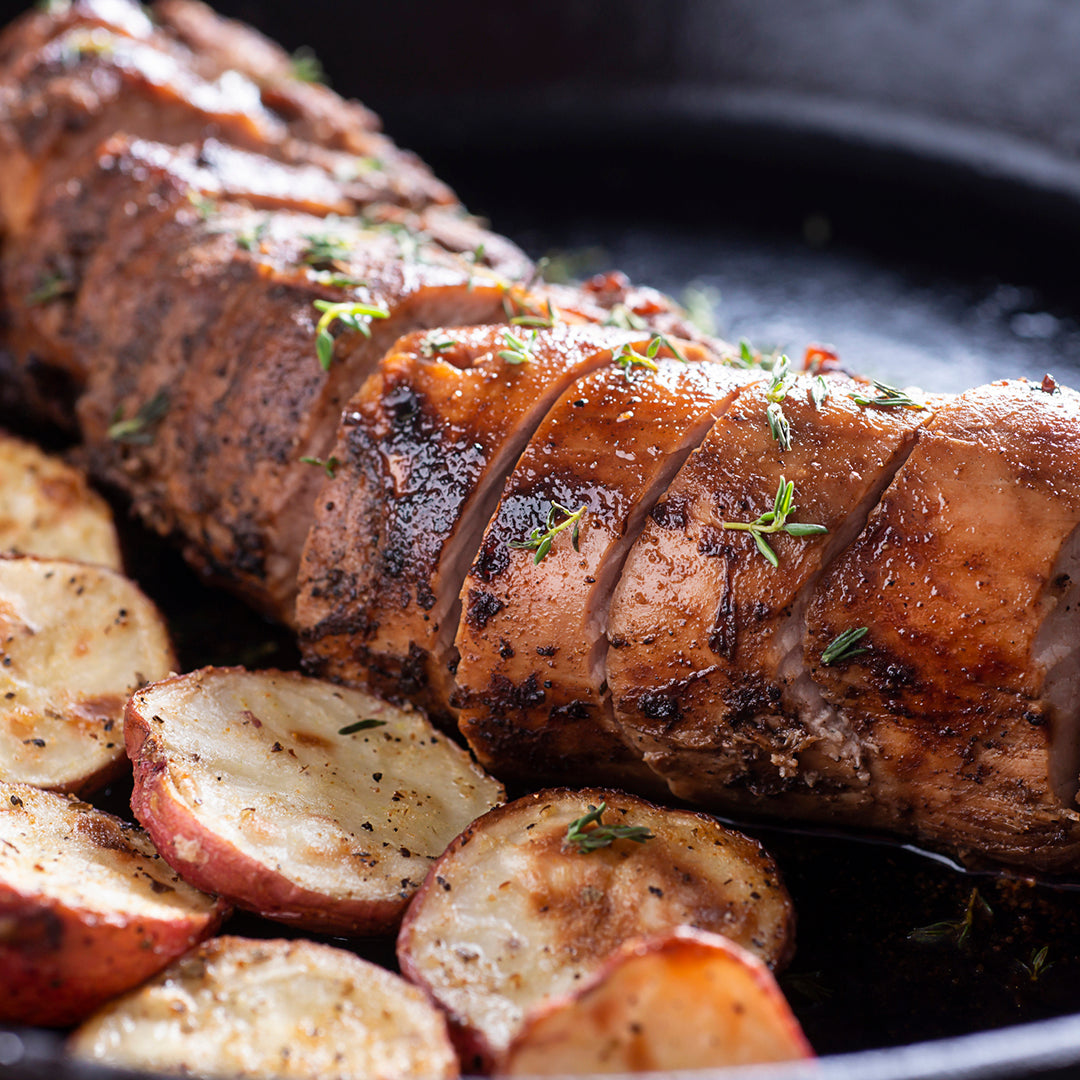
<box><xmin>803</xmin><ymin>379</ymin><xmax>1080</xmax><ymax>870</ymax></box>
<box><xmin>0</xmin><ymin>16</ymin><xmax>451</xmax><ymax>235</ymax></box>
<box><xmin>606</xmin><ymin>373</ymin><xmax>934</xmax><ymax>807</ymax></box>
<box><xmin>454</xmin><ymin>346</ymin><xmax>750</xmax><ymax>786</ymax></box>
<box><xmin>298</xmin><ymin>324</ymin><xmax>646</xmax><ymax>719</ymax></box>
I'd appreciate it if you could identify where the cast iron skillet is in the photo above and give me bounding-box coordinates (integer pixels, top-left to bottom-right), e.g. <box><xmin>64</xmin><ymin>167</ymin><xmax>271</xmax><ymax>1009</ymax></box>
<box><xmin>4</xmin><ymin>1</ymin><xmax>1080</xmax><ymax>1077</ymax></box>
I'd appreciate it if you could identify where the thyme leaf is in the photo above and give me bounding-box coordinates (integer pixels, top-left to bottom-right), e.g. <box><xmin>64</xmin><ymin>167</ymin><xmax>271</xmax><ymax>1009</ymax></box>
<box><xmin>26</xmin><ymin>271</ymin><xmax>73</xmax><ymax>306</ymax></box>
<box><xmin>290</xmin><ymin>45</ymin><xmax>325</xmax><ymax>84</ymax></box>
<box><xmin>765</xmin><ymin>355</ymin><xmax>794</xmax><ymax>449</ymax></box>
<box><xmin>820</xmin><ymin>626</ymin><xmax>869</xmax><ymax>666</ymax></box>
<box><xmin>313</xmin><ymin>299</ymin><xmax>390</xmax><ymax>370</ymax></box>
<box><xmin>508</xmin><ymin>502</ymin><xmax>586</xmax><ymax>564</ymax></box>
<box><xmin>810</xmin><ymin>375</ymin><xmax>830</xmax><ymax>409</ymax></box>
<box><xmin>301</xmin><ymin>233</ymin><xmax>350</xmax><ymax>270</ymax></box>
<box><xmin>1017</xmin><ymin>945</ymin><xmax>1053</xmax><ymax>982</ymax></box>
<box><xmin>498</xmin><ymin>329</ymin><xmax>537</xmax><ymax>365</ymax></box>
<box><xmin>419</xmin><ymin>332</ymin><xmax>458</xmax><ymax>358</ymax></box>
<box><xmin>300</xmin><ymin>454</ymin><xmax>340</xmax><ymax>479</ymax></box>
<box><xmin>338</xmin><ymin>719</ymin><xmax>386</xmax><ymax>735</ymax></box>
<box><xmin>107</xmin><ymin>390</ymin><xmax>169</xmax><ymax>444</ymax></box>
<box><xmin>510</xmin><ymin>298</ymin><xmax>557</xmax><ymax>329</ymax></box>
<box><xmin>602</xmin><ymin>303</ymin><xmax>648</xmax><ymax>331</ymax></box>
<box><xmin>848</xmin><ymin>380</ymin><xmax>926</xmax><ymax>410</ymax></box>
<box><xmin>909</xmin><ymin>888</ymin><xmax>992</xmax><ymax>949</ymax></box>
<box><xmin>721</xmin><ymin>477</ymin><xmax>828</xmax><ymax>568</ymax></box>
<box><xmin>565</xmin><ymin>802</ymin><xmax>654</xmax><ymax>853</ymax></box>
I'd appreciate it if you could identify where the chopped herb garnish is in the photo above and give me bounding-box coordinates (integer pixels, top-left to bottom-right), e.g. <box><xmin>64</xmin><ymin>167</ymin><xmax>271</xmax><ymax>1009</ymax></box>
<box><xmin>1017</xmin><ymin>945</ymin><xmax>1053</xmax><ymax>982</ymax></box>
<box><xmin>681</xmin><ymin>283</ymin><xmax>720</xmax><ymax>336</ymax></box>
<box><xmin>313</xmin><ymin>299</ymin><xmax>390</xmax><ymax>370</ymax></box>
<box><xmin>565</xmin><ymin>802</ymin><xmax>654</xmax><ymax>853</ymax></box>
<box><xmin>612</xmin><ymin>340</ymin><xmax>659</xmax><ymax>381</ymax></box>
<box><xmin>721</xmin><ymin>477</ymin><xmax>828</xmax><ymax>568</ymax></box>
<box><xmin>510</xmin><ymin>298</ymin><xmax>557</xmax><ymax>329</ymax></box>
<box><xmin>509</xmin><ymin>502</ymin><xmax>587</xmax><ymax>564</ymax></box>
<box><xmin>909</xmin><ymin>888</ymin><xmax>992</xmax><ymax>949</ymax></box>
<box><xmin>420</xmin><ymin>332</ymin><xmax>458</xmax><ymax>358</ymax></box>
<box><xmin>820</xmin><ymin>626</ymin><xmax>869</xmax><ymax>666</ymax></box>
<box><xmin>300</xmin><ymin>454</ymin><xmax>340</xmax><ymax>479</ymax></box>
<box><xmin>187</xmin><ymin>191</ymin><xmax>217</xmax><ymax>220</ymax></box>
<box><xmin>498</xmin><ymin>329</ymin><xmax>537</xmax><ymax>365</ymax></box>
<box><xmin>236</xmin><ymin>219</ymin><xmax>269</xmax><ymax>253</ymax></box>
<box><xmin>603</xmin><ymin>303</ymin><xmax>648</xmax><ymax>331</ymax></box>
<box><xmin>26</xmin><ymin>271</ymin><xmax>73</xmax><ymax>306</ymax></box>
<box><xmin>848</xmin><ymin>380</ymin><xmax>925</xmax><ymax>410</ymax></box>
<box><xmin>465</xmin><ymin>243</ymin><xmax>486</xmax><ymax>265</ymax></box>
<box><xmin>290</xmin><ymin>45</ymin><xmax>325</xmax><ymax>84</ymax></box>
<box><xmin>810</xmin><ymin>374</ymin><xmax>830</xmax><ymax>409</ymax></box>
<box><xmin>301</xmin><ymin>233</ymin><xmax>350</xmax><ymax>270</ymax></box>
<box><xmin>107</xmin><ymin>390</ymin><xmax>169</xmax><ymax>444</ymax></box>
<box><xmin>764</xmin><ymin>355</ymin><xmax>794</xmax><ymax>450</ymax></box>
<box><xmin>338</xmin><ymin>719</ymin><xmax>386</xmax><ymax>735</ymax></box>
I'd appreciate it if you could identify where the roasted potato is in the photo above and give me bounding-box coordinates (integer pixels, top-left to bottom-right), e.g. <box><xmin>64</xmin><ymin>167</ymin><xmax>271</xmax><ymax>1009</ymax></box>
<box><xmin>69</xmin><ymin>935</ymin><xmax>459</xmax><ymax>1080</ymax></box>
<box><xmin>0</xmin><ymin>432</ymin><xmax>121</xmax><ymax>568</ymax></box>
<box><xmin>499</xmin><ymin>927</ymin><xmax>813</xmax><ymax>1075</ymax></box>
<box><xmin>126</xmin><ymin>667</ymin><xmax>505</xmax><ymax>935</ymax></box>
<box><xmin>0</xmin><ymin>555</ymin><xmax>176</xmax><ymax>793</ymax></box>
<box><xmin>0</xmin><ymin>781</ymin><xmax>228</xmax><ymax>1027</ymax></box>
<box><xmin>397</xmin><ymin>788</ymin><xmax>794</xmax><ymax>1070</ymax></box>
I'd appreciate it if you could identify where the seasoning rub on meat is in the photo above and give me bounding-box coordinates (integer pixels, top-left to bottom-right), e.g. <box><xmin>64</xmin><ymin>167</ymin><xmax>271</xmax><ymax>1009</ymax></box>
<box><xmin>2</xmin><ymin>0</ymin><xmax>1079</xmax><ymax>872</ymax></box>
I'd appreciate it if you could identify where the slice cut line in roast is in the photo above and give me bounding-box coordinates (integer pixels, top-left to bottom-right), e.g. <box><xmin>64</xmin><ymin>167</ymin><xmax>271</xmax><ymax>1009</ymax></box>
<box><xmin>803</xmin><ymin>379</ymin><xmax>1080</xmax><ymax>870</ymax></box>
<box><xmin>604</xmin><ymin>373</ymin><xmax>936</xmax><ymax>809</ymax></box>
<box><xmin>454</xmin><ymin>348</ymin><xmax>755</xmax><ymax>785</ymax></box>
<box><xmin>297</xmin><ymin>323</ymin><xmax>654</xmax><ymax>719</ymax></box>
<box><xmin>125</xmin><ymin>666</ymin><xmax>505</xmax><ymax>934</ymax></box>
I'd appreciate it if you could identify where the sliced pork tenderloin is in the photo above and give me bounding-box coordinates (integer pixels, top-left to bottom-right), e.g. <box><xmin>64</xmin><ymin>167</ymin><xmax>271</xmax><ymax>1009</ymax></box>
<box><xmin>454</xmin><ymin>346</ymin><xmax>752</xmax><ymax>787</ymax></box>
<box><xmin>804</xmin><ymin>378</ymin><xmax>1080</xmax><ymax>870</ymax></box>
<box><xmin>297</xmin><ymin>324</ymin><xmax>648</xmax><ymax>721</ymax></box>
<box><xmin>606</xmin><ymin>374</ymin><xmax>937</xmax><ymax>812</ymax></box>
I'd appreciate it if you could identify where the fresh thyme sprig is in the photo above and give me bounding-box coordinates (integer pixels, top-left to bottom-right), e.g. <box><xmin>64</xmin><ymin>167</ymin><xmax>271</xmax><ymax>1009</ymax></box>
<box><xmin>290</xmin><ymin>45</ymin><xmax>325</xmax><ymax>84</ymax></box>
<box><xmin>508</xmin><ymin>502</ymin><xmax>586</xmax><ymax>564</ymax></box>
<box><xmin>765</xmin><ymin>354</ymin><xmax>793</xmax><ymax>450</ymax></box>
<box><xmin>810</xmin><ymin>375</ymin><xmax>830</xmax><ymax>409</ymax></box>
<box><xmin>820</xmin><ymin>626</ymin><xmax>869</xmax><ymax>666</ymax></box>
<box><xmin>420</xmin><ymin>332</ymin><xmax>458</xmax><ymax>358</ymax></box>
<box><xmin>721</xmin><ymin>477</ymin><xmax>828</xmax><ymax>568</ymax></box>
<box><xmin>300</xmin><ymin>454</ymin><xmax>340</xmax><ymax>479</ymax></box>
<box><xmin>510</xmin><ymin>298</ymin><xmax>557</xmax><ymax>329</ymax></box>
<box><xmin>26</xmin><ymin>271</ymin><xmax>73</xmax><ymax>306</ymax></box>
<box><xmin>498</xmin><ymin>329</ymin><xmax>537</xmax><ymax>365</ymax></box>
<box><xmin>301</xmin><ymin>233</ymin><xmax>350</xmax><ymax>270</ymax></box>
<box><xmin>565</xmin><ymin>802</ymin><xmax>654</xmax><ymax>853</ymax></box>
<box><xmin>1017</xmin><ymin>945</ymin><xmax>1053</xmax><ymax>983</ymax></box>
<box><xmin>612</xmin><ymin>340</ymin><xmax>659</xmax><ymax>381</ymax></box>
<box><xmin>313</xmin><ymin>299</ymin><xmax>390</xmax><ymax>370</ymax></box>
<box><xmin>107</xmin><ymin>390</ymin><xmax>170</xmax><ymax>444</ymax></box>
<box><xmin>338</xmin><ymin>719</ymin><xmax>386</xmax><ymax>735</ymax></box>
<box><xmin>603</xmin><ymin>303</ymin><xmax>648</xmax><ymax>331</ymax></box>
<box><xmin>848</xmin><ymin>380</ymin><xmax>926</xmax><ymax>410</ymax></box>
<box><xmin>909</xmin><ymin>888</ymin><xmax>992</xmax><ymax>949</ymax></box>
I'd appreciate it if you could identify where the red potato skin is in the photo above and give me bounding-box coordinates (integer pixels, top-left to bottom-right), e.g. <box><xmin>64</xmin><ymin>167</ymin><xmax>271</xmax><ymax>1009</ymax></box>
<box><xmin>499</xmin><ymin>927</ymin><xmax>814</xmax><ymax>1074</ymax></box>
<box><xmin>125</xmin><ymin>672</ymin><xmax>405</xmax><ymax>936</ymax></box>
<box><xmin>0</xmin><ymin>883</ymin><xmax>227</xmax><ymax>1028</ymax></box>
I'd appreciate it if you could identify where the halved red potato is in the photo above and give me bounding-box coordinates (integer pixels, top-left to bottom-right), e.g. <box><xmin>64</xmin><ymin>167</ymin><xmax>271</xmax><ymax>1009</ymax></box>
<box><xmin>0</xmin><ymin>432</ymin><xmax>121</xmax><ymax>568</ymax></box>
<box><xmin>126</xmin><ymin>667</ymin><xmax>505</xmax><ymax>935</ymax></box>
<box><xmin>69</xmin><ymin>935</ymin><xmax>459</xmax><ymax>1080</ymax></box>
<box><xmin>0</xmin><ymin>555</ymin><xmax>176</xmax><ymax>793</ymax></box>
<box><xmin>0</xmin><ymin>781</ymin><xmax>227</xmax><ymax>1027</ymax></box>
<box><xmin>500</xmin><ymin>927</ymin><xmax>813</xmax><ymax>1075</ymax></box>
<box><xmin>397</xmin><ymin>788</ymin><xmax>794</xmax><ymax>1071</ymax></box>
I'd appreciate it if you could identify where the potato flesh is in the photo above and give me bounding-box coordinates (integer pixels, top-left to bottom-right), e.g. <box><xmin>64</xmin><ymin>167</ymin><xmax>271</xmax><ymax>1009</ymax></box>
<box><xmin>0</xmin><ymin>781</ymin><xmax>219</xmax><ymax>921</ymax></box>
<box><xmin>129</xmin><ymin>668</ymin><xmax>504</xmax><ymax>907</ymax></box>
<box><xmin>0</xmin><ymin>557</ymin><xmax>175</xmax><ymax>791</ymax></box>
<box><xmin>69</xmin><ymin>935</ymin><xmax>459</xmax><ymax>1080</ymax></box>
<box><xmin>0</xmin><ymin>433</ymin><xmax>121</xmax><ymax>569</ymax></box>
<box><xmin>501</xmin><ymin>929</ymin><xmax>812</xmax><ymax>1075</ymax></box>
<box><xmin>397</xmin><ymin>788</ymin><xmax>794</xmax><ymax>1062</ymax></box>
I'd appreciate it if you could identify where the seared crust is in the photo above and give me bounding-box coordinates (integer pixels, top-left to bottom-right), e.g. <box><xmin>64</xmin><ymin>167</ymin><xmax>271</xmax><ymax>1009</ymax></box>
<box><xmin>298</xmin><ymin>323</ymin><xmax>647</xmax><ymax>719</ymax></box>
<box><xmin>455</xmin><ymin>347</ymin><xmax>750</xmax><ymax>786</ymax></box>
<box><xmin>803</xmin><ymin>380</ymin><xmax>1080</xmax><ymax>869</ymax></box>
